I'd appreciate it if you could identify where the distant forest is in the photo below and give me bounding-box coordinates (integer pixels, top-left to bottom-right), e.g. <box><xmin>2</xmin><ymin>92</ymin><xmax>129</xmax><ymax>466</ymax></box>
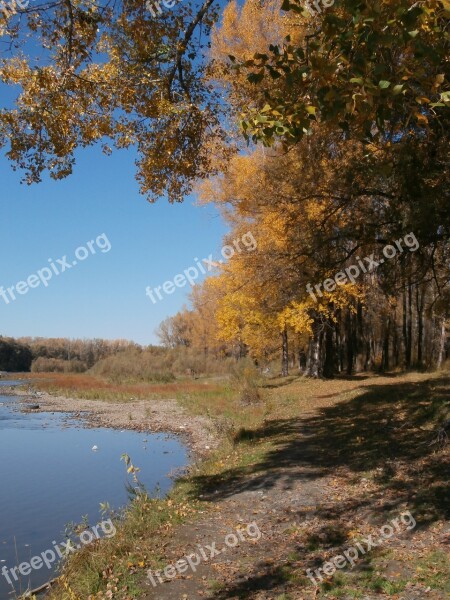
<box><xmin>0</xmin><ymin>335</ymin><xmax>247</xmax><ymax>383</ymax></box>
<box><xmin>0</xmin><ymin>336</ymin><xmax>138</xmax><ymax>373</ymax></box>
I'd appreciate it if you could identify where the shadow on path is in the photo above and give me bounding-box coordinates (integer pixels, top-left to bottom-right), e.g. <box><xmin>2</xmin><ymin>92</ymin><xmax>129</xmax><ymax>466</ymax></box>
<box><xmin>184</xmin><ymin>375</ymin><xmax>450</xmax><ymax>598</ymax></box>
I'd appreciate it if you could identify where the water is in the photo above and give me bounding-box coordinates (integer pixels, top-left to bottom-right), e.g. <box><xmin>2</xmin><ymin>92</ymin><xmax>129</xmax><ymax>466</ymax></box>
<box><xmin>0</xmin><ymin>381</ymin><xmax>188</xmax><ymax>597</ymax></box>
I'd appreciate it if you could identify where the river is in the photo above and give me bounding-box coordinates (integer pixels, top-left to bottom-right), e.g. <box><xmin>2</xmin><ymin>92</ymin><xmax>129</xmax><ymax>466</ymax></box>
<box><xmin>0</xmin><ymin>380</ymin><xmax>188</xmax><ymax>598</ymax></box>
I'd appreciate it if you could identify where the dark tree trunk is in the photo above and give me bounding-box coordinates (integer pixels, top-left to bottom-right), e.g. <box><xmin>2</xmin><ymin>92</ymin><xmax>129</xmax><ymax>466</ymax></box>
<box><xmin>334</xmin><ymin>310</ymin><xmax>343</xmax><ymax>373</ymax></box>
<box><xmin>298</xmin><ymin>347</ymin><xmax>307</xmax><ymax>371</ymax></box>
<box><xmin>323</xmin><ymin>319</ymin><xmax>335</xmax><ymax>379</ymax></box>
<box><xmin>356</xmin><ymin>301</ymin><xmax>364</xmax><ymax>370</ymax></box>
<box><xmin>402</xmin><ymin>280</ymin><xmax>414</xmax><ymax>367</ymax></box>
<box><xmin>416</xmin><ymin>285</ymin><xmax>424</xmax><ymax>368</ymax></box>
<box><xmin>346</xmin><ymin>309</ymin><xmax>355</xmax><ymax>375</ymax></box>
<box><xmin>403</xmin><ymin>286</ymin><xmax>412</xmax><ymax>369</ymax></box>
<box><xmin>408</xmin><ymin>279</ymin><xmax>413</xmax><ymax>366</ymax></box>
<box><xmin>281</xmin><ymin>325</ymin><xmax>289</xmax><ymax>377</ymax></box>
<box><xmin>392</xmin><ymin>305</ymin><xmax>399</xmax><ymax>368</ymax></box>
<box><xmin>382</xmin><ymin>316</ymin><xmax>391</xmax><ymax>372</ymax></box>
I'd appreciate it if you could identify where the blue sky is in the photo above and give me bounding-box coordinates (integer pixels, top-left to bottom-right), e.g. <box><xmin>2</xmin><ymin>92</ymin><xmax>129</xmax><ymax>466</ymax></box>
<box><xmin>0</xmin><ymin>143</ymin><xmax>228</xmax><ymax>345</ymax></box>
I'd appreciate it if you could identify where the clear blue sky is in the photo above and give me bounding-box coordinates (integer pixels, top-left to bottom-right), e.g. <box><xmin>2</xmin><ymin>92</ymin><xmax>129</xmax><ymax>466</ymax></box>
<box><xmin>0</xmin><ymin>143</ymin><xmax>228</xmax><ymax>345</ymax></box>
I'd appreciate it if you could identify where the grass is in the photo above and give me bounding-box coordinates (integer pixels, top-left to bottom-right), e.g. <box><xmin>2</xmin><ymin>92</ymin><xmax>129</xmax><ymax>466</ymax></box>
<box><xmin>17</xmin><ymin>372</ymin><xmax>226</xmax><ymax>403</ymax></box>
<box><xmin>17</xmin><ymin>369</ymin><xmax>449</xmax><ymax>599</ymax></box>
<box><xmin>47</xmin><ymin>474</ymin><xmax>204</xmax><ymax>599</ymax></box>
<box><xmin>414</xmin><ymin>550</ymin><xmax>450</xmax><ymax>592</ymax></box>
<box><xmin>277</xmin><ymin>521</ymin><xmax>450</xmax><ymax>599</ymax></box>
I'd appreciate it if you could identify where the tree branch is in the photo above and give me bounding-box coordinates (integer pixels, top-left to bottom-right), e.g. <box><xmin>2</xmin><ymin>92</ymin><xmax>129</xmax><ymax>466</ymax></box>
<box><xmin>167</xmin><ymin>0</ymin><xmax>215</xmax><ymax>100</ymax></box>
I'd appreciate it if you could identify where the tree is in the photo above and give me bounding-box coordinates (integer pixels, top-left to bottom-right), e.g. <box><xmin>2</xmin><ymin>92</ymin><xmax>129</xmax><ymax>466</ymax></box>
<box><xmin>0</xmin><ymin>337</ymin><xmax>33</xmax><ymax>371</ymax></box>
<box><xmin>2</xmin><ymin>1</ymin><xmax>446</xmax><ymax>204</ymax></box>
<box><xmin>0</xmin><ymin>0</ymin><xmax>225</xmax><ymax>201</ymax></box>
<box><xmin>192</xmin><ymin>0</ymin><xmax>450</xmax><ymax>376</ymax></box>
<box><xmin>155</xmin><ymin>312</ymin><xmax>192</xmax><ymax>348</ymax></box>
<box><xmin>237</xmin><ymin>0</ymin><xmax>449</xmax><ymax>147</ymax></box>
<box><xmin>195</xmin><ymin>131</ymin><xmax>448</xmax><ymax>375</ymax></box>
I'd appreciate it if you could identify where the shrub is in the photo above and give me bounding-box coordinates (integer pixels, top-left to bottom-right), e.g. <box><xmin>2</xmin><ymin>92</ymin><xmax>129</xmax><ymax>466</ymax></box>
<box><xmin>31</xmin><ymin>357</ymin><xmax>88</xmax><ymax>373</ymax></box>
<box><xmin>89</xmin><ymin>346</ymin><xmax>239</xmax><ymax>383</ymax></box>
<box><xmin>230</xmin><ymin>361</ymin><xmax>263</xmax><ymax>405</ymax></box>
<box><xmin>89</xmin><ymin>350</ymin><xmax>176</xmax><ymax>383</ymax></box>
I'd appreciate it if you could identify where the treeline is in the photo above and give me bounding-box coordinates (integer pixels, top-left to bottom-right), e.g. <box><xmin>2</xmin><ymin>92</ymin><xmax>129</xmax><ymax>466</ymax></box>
<box><xmin>0</xmin><ymin>336</ymin><xmax>237</xmax><ymax>381</ymax></box>
<box><xmin>0</xmin><ymin>336</ymin><xmax>138</xmax><ymax>373</ymax></box>
<box><xmin>158</xmin><ymin>200</ymin><xmax>449</xmax><ymax>380</ymax></box>
<box><xmin>0</xmin><ymin>338</ymin><xmax>33</xmax><ymax>372</ymax></box>
<box><xmin>156</xmin><ymin>0</ymin><xmax>449</xmax><ymax>379</ymax></box>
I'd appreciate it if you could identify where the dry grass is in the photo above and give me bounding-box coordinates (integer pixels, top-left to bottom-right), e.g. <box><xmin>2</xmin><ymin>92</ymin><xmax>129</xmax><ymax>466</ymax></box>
<box><xmin>18</xmin><ymin>372</ymin><xmax>225</xmax><ymax>402</ymax></box>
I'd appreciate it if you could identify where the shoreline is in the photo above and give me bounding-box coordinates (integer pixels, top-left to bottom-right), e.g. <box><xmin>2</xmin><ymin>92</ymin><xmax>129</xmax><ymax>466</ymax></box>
<box><xmin>1</xmin><ymin>373</ymin><xmax>447</xmax><ymax>599</ymax></box>
<box><xmin>0</xmin><ymin>381</ymin><xmax>218</xmax><ymax>460</ymax></box>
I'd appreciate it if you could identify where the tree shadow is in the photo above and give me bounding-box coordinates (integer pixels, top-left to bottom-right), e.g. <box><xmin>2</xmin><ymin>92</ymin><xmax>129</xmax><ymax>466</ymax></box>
<box><xmin>186</xmin><ymin>375</ymin><xmax>449</xmax><ymax>597</ymax></box>
<box><xmin>211</xmin><ymin>562</ymin><xmax>300</xmax><ymax>599</ymax></box>
<box><xmin>192</xmin><ymin>375</ymin><xmax>448</xmax><ymax>507</ymax></box>
<box><xmin>334</xmin><ymin>373</ymin><xmax>374</xmax><ymax>381</ymax></box>
<box><xmin>261</xmin><ymin>376</ymin><xmax>302</xmax><ymax>389</ymax></box>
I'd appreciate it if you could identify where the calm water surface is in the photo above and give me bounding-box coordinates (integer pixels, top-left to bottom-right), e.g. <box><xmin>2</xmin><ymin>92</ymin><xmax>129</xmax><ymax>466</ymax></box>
<box><xmin>0</xmin><ymin>381</ymin><xmax>188</xmax><ymax>597</ymax></box>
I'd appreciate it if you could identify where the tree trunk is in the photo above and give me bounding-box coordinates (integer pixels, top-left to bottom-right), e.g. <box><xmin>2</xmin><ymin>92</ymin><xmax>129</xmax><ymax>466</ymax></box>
<box><xmin>416</xmin><ymin>284</ymin><xmax>424</xmax><ymax>368</ymax></box>
<box><xmin>346</xmin><ymin>309</ymin><xmax>355</xmax><ymax>375</ymax></box>
<box><xmin>298</xmin><ymin>347</ymin><xmax>307</xmax><ymax>371</ymax></box>
<box><xmin>381</xmin><ymin>316</ymin><xmax>391</xmax><ymax>372</ymax></box>
<box><xmin>403</xmin><ymin>286</ymin><xmax>412</xmax><ymax>369</ymax></box>
<box><xmin>306</xmin><ymin>320</ymin><xmax>322</xmax><ymax>378</ymax></box>
<box><xmin>436</xmin><ymin>319</ymin><xmax>447</xmax><ymax>369</ymax></box>
<box><xmin>281</xmin><ymin>325</ymin><xmax>289</xmax><ymax>377</ymax></box>
<box><xmin>408</xmin><ymin>279</ymin><xmax>413</xmax><ymax>366</ymax></box>
<box><xmin>334</xmin><ymin>309</ymin><xmax>342</xmax><ymax>373</ymax></box>
<box><xmin>323</xmin><ymin>319</ymin><xmax>335</xmax><ymax>379</ymax></box>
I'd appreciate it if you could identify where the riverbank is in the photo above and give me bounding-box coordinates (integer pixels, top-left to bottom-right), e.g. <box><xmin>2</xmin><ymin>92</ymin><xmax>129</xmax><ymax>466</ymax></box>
<box><xmin>1</xmin><ymin>381</ymin><xmax>219</xmax><ymax>458</ymax></box>
<box><xmin>5</xmin><ymin>371</ymin><xmax>450</xmax><ymax>599</ymax></box>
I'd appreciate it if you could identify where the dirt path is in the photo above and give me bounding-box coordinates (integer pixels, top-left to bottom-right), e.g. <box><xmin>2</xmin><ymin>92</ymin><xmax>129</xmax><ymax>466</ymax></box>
<box><xmin>140</xmin><ymin>376</ymin><xmax>450</xmax><ymax>600</ymax></box>
<box><xmin>142</xmin><ymin>416</ymin><xmax>329</xmax><ymax>600</ymax></box>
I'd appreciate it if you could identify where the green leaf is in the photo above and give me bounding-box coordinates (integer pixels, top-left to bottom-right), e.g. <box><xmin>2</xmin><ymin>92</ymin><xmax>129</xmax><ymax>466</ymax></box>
<box><xmin>392</xmin><ymin>84</ymin><xmax>404</xmax><ymax>95</ymax></box>
<box><xmin>379</xmin><ymin>80</ymin><xmax>391</xmax><ymax>89</ymax></box>
<box><xmin>248</xmin><ymin>71</ymin><xmax>265</xmax><ymax>84</ymax></box>
<box><xmin>350</xmin><ymin>78</ymin><xmax>364</xmax><ymax>85</ymax></box>
<box><xmin>267</xmin><ymin>66</ymin><xmax>282</xmax><ymax>80</ymax></box>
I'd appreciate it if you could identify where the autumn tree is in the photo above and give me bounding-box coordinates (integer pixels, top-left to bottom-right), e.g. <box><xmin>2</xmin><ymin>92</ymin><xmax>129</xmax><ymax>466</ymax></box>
<box><xmin>1</xmin><ymin>1</ymin><xmax>447</xmax><ymax>204</ymax></box>
<box><xmin>195</xmin><ymin>0</ymin><xmax>449</xmax><ymax>377</ymax></box>
<box><xmin>0</xmin><ymin>0</ymin><xmax>228</xmax><ymax>201</ymax></box>
<box><xmin>156</xmin><ymin>312</ymin><xmax>193</xmax><ymax>348</ymax></box>
<box><xmin>238</xmin><ymin>0</ymin><xmax>449</xmax><ymax>147</ymax></box>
